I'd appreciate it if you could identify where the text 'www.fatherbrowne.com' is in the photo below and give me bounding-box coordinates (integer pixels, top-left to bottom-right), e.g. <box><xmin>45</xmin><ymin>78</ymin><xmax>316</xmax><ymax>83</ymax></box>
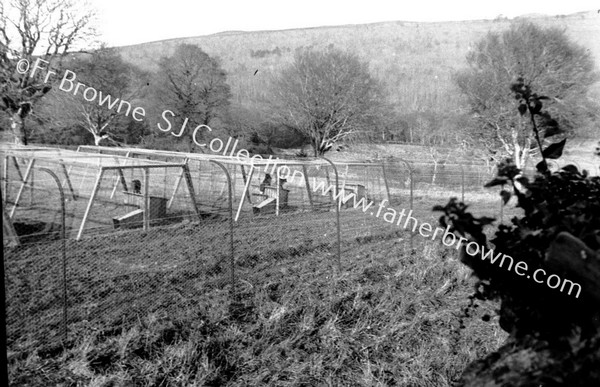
<box><xmin>308</xmin><ymin>176</ymin><xmax>582</xmax><ymax>299</ymax></box>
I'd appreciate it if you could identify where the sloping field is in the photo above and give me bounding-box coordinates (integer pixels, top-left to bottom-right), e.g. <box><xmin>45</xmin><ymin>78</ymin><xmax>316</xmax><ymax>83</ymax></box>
<box><xmin>5</xmin><ymin>198</ymin><xmax>510</xmax><ymax>386</ymax></box>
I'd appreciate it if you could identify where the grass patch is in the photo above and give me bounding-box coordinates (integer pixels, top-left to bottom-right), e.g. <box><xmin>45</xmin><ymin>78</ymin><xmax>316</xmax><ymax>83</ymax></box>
<box><xmin>6</xmin><ymin>199</ymin><xmax>508</xmax><ymax>386</ymax></box>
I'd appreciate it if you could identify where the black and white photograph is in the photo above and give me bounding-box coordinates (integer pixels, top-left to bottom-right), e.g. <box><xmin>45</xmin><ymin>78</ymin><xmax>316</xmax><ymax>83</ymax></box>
<box><xmin>2</xmin><ymin>0</ymin><xmax>600</xmax><ymax>385</ymax></box>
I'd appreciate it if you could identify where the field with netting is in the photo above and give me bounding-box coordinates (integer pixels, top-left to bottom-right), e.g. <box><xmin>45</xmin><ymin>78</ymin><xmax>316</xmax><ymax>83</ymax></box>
<box><xmin>5</xmin><ymin>193</ymin><xmax>514</xmax><ymax>386</ymax></box>
<box><xmin>2</xmin><ymin>142</ymin><xmax>525</xmax><ymax>386</ymax></box>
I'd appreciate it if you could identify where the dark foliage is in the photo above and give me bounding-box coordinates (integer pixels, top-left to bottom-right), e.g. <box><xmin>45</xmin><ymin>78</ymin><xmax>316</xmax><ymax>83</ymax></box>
<box><xmin>454</xmin><ymin>21</ymin><xmax>599</xmax><ymax>166</ymax></box>
<box><xmin>435</xmin><ymin>79</ymin><xmax>600</xmax><ymax>340</ymax></box>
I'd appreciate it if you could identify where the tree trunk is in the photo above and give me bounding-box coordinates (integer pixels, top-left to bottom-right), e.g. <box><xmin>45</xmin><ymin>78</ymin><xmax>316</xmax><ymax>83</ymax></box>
<box><xmin>93</xmin><ymin>133</ymin><xmax>110</xmax><ymax>146</ymax></box>
<box><xmin>505</xmin><ymin>131</ymin><xmax>531</xmax><ymax>191</ymax></box>
<box><xmin>10</xmin><ymin>112</ymin><xmax>27</xmax><ymax>145</ymax></box>
<box><xmin>514</xmin><ymin>146</ymin><xmax>530</xmax><ymax>170</ymax></box>
<box><xmin>510</xmin><ymin>128</ymin><xmax>531</xmax><ymax>170</ymax></box>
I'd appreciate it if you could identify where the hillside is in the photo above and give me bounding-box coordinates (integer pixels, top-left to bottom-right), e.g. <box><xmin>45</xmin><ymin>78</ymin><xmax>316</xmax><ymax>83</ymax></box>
<box><xmin>117</xmin><ymin>11</ymin><xmax>600</xmax><ymax>114</ymax></box>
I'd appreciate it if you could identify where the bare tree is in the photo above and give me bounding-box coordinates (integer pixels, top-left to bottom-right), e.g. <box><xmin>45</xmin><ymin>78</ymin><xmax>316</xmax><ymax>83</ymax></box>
<box><xmin>37</xmin><ymin>47</ymin><xmax>149</xmax><ymax>146</ymax></box>
<box><xmin>271</xmin><ymin>47</ymin><xmax>383</xmax><ymax>156</ymax></box>
<box><xmin>455</xmin><ymin>21</ymin><xmax>598</xmax><ymax>169</ymax></box>
<box><xmin>428</xmin><ymin>146</ymin><xmax>451</xmax><ymax>185</ymax></box>
<box><xmin>153</xmin><ymin>43</ymin><xmax>232</xmax><ymax>152</ymax></box>
<box><xmin>0</xmin><ymin>0</ymin><xmax>96</xmax><ymax>145</ymax></box>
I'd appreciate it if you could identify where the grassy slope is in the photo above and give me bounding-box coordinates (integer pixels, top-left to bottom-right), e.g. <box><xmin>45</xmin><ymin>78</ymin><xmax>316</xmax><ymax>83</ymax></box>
<box><xmin>6</xmin><ymin>199</ymin><xmax>511</xmax><ymax>386</ymax></box>
<box><xmin>117</xmin><ymin>11</ymin><xmax>600</xmax><ymax>111</ymax></box>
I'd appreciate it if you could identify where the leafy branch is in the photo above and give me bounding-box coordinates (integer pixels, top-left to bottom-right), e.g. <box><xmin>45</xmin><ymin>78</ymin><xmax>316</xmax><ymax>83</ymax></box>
<box><xmin>435</xmin><ymin>78</ymin><xmax>600</xmax><ymax>340</ymax></box>
<box><xmin>511</xmin><ymin>77</ymin><xmax>565</xmax><ymax>174</ymax></box>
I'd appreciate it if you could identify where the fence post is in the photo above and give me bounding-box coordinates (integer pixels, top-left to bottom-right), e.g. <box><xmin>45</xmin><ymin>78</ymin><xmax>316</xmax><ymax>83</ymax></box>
<box><xmin>320</xmin><ymin>157</ymin><xmax>341</xmax><ymax>272</ymax></box>
<box><xmin>301</xmin><ymin>165</ymin><xmax>314</xmax><ymax>210</ymax></box>
<box><xmin>409</xmin><ymin>167</ymin><xmax>414</xmax><ymax>251</ymax></box>
<box><xmin>276</xmin><ymin>167</ymin><xmax>281</xmax><ymax>216</ymax></box>
<box><xmin>181</xmin><ymin>163</ymin><xmax>201</xmax><ymax>220</ymax></box>
<box><xmin>396</xmin><ymin>158</ymin><xmax>414</xmax><ymax>251</ymax></box>
<box><xmin>29</xmin><ymin>167</ymin><xmax>34</xmax><ymax>206</ymax></box>
<box><xmin>167</xmin><ymin>158</ymin><xmax>188</xmax><ymax>210</ymax></box>
<box><xmin>37</xmin><ymin>168</ymin><xmax>67</xmax><ymax>343</ymax></box>
<box><xmin>209</xmin><ymin>160</ymin><xmax>236</xmax><ymax>299</ymax></box>
<box><xmin>381</xmin><ymin>163</ymin><xmax>391</xmax><ymax>205</ymax></box>
<box><xmin>3</xmin><ymin>155</ymin><xmax>8</xmax><ymax>202</ymax></box>
<box><xmin>143</xmin><ymin>168</ymin><xmax>150</xmax><ymax>231</ymax></box>
<box><xmin>60</xmin><ymin>164</ymin><xmax>77</xmax><ymax>201</ymax></box>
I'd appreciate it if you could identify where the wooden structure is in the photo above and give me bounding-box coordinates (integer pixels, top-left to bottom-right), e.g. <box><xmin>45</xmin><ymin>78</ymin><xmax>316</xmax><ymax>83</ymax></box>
<box><xmin>1</xmin><ymin>144</ymin><xmax>200</xmax><ymax>240</ymax></box>
<box><xmin>113</xmin><ymin>194</ymin><xmax>168</xmax><ymax>229</ymax></box>
<box><xmin>76</xmin><ymin>145</ymin><xmax>391</xmax><ymax>219</ymax></box>
<box><xmin>252</xmin><ymin>179</ymin><xmax>290</xmax><ymax>215</ymax></box>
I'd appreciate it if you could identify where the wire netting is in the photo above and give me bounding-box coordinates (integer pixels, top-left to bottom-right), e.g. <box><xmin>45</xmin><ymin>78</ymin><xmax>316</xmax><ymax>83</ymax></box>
<box><xmin>2</xmin><ymin>147</ymin><xmax>539</xmax><ymax>356</ymax></box>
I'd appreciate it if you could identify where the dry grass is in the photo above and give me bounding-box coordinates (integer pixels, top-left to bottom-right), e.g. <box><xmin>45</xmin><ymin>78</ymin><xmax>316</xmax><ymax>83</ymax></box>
<box><xmin>5</xmin><ymin>196</ymin><xmax>510</xmax><ymax>386</ymax></box>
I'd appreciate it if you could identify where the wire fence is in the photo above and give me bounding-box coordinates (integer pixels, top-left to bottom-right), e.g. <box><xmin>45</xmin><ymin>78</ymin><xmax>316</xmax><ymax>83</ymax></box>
<box><xmin>3</xmin><ymin>151</ymin><xmax>591</xmax><ymax>354</ymax></box>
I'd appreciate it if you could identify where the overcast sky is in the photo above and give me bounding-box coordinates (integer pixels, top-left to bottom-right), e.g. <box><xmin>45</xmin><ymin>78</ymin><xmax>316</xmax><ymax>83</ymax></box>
<box><xmin>91</xmin><ymin>0</ymin><xmax>599</xmax><ymax>47</ymax></box>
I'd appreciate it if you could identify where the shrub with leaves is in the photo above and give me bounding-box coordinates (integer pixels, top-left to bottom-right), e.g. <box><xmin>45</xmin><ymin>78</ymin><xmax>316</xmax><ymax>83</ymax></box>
<box><xmin>454</xmin><ymin>21</ymin><xmax>599</xmax><ymax>169</ymax></box>
<box><xmin>435</xmin><ymin>78</ymin><xmax>600</xmax><ymax>341</ymax></box>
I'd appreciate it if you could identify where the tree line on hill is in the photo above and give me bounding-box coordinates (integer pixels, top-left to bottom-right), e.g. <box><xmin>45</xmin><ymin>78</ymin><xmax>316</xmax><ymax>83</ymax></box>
<box><xmin>0</xmin><ymin>1</ymin><xmax>598</xmax><ymax>170</ymax></box>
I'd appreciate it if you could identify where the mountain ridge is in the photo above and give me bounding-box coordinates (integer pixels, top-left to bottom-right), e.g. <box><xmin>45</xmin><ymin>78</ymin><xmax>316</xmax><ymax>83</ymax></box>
<box><xmin>115</xmin><ymin>10</ymin><xmax>598</xmax><ymax>49</ymax></box>
<box><xmin>116</xmin><ymin>10</ymin><xmax>600</xmax><ymax>116</ymax></box>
